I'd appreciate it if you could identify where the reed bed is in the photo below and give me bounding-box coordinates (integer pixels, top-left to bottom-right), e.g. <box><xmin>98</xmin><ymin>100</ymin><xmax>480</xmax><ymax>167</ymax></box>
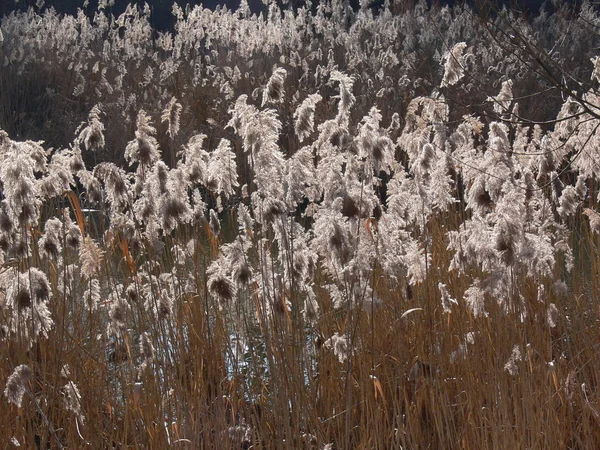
<box><xmin>1</xmin><ymin>1</ymin><xmax>600</xmax><ymax>448</ymax></box>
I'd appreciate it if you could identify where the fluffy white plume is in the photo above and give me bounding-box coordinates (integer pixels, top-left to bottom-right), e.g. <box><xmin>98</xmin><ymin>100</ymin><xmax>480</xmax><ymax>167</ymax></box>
<box><xmin>441</xmin><ymin>42</ymin><xmax>467</xmax><ymax>87</ymax></box>
<box><xmin>161</xmin><ymin>96</ymin><xmax>182</xmax><ymax>138</ymax></box>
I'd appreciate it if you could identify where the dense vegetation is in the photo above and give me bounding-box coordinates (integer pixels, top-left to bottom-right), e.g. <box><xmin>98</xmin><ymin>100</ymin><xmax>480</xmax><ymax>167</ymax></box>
<box><xmin>1</xmin><ymin>1</ymin><xmax>600</xmax><ymax>448</ymax></box>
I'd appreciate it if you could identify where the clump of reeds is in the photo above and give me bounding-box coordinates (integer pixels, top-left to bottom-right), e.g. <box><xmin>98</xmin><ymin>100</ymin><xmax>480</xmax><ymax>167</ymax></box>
<box><xmin>2</xmin><ymin>2</ymin><xmax>600</xmax><ymax>449</ymax></box>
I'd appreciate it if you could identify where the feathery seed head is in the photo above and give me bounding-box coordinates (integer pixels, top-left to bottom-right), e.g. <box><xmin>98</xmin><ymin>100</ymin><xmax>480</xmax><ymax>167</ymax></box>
<box><xmin>4</xmin><ymin>365</ymin><xmax>32</xmax><ymax>408</ymax></box>
<box><xmin>79</xmin><ymin>237</ymin><xmax>104</xmax><ymax>278</ymax></box>
<box><xmin>262</xmin><ymin>67</ymin><xmax>287</xmax><ymax>106</ymax></box>
<box><xmin>441</xmin><ymin>42</ymin><xmax>467</xmax><ymax>87</ymax></box>
<box><xmin>161</xmin><ymin>97</ymin><xmax>182</xmax><ymax>138</ymax></box>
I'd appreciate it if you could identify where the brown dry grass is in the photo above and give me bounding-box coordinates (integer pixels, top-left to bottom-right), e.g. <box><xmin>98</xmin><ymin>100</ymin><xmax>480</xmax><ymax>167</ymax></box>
<box><xmin>1</xmin><ymin>205</ymin><xmax>599</xmax><ymax>450</ymax></box>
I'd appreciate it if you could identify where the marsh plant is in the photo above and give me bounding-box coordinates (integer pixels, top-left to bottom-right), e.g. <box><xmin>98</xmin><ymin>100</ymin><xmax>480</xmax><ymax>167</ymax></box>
<box><xmin>2</xmin><ymin>1</ymin><xmax>600</xmax><ymax>448</ymax></box>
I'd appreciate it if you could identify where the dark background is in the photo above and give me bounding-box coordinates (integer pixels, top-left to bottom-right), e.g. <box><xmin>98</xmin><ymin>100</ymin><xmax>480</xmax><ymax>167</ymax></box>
<box><xmin>0</xmin><ymin>0</ymin><xmax>555</xmax><ymax>30</ymax></box>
